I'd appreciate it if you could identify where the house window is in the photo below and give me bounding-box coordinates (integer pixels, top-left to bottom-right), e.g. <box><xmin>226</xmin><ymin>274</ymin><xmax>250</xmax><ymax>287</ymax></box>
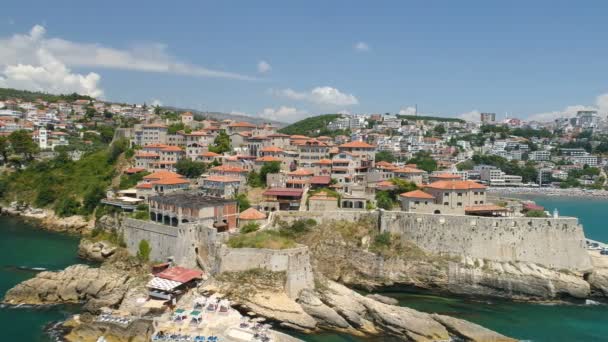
<box><xmin>474</xmin><ymin>201</ymin><xmax>478</xmax><ymax>204</ymax></box>
<box><xmin>444</xmin><ymin>202</ymin><xmax>449</xmax><ymax>206</ymax></box>
<box><xmin>444</xmin><ymin>192</ymin><xmax>449</xmax><ymax>196</ymax></box>
<box><xmin>457</xmin><ymin>193</ymin><xmax>462</xmax><ymax>197</ymax></box>
<box><xmin>480</xmin><ymin>201</ymin><xmax>484</xmax><ymax>204</ymax></box>
<box><xmin>414</xmin><ymin>201</ymin><xmax>420</xmax><ymax>205</ymax></box>
<box><xmin>457</xmin><ymin>202</ymin><xmax>462</xmax><ymax>206</ymax></box>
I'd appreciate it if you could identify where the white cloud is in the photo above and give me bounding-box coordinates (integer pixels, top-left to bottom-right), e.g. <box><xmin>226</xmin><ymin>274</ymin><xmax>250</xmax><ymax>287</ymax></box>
<box><xmin>0</xmin><ymin>25</ymin><xmax>255</xmax><ymax>83</ymax></box>
<box><xmin>272</xmin><ymin>86</ymin><xmax>359</xmax><ymax>107</ymax></box>
<box><xmin>151</xmin><ymin>99</ymin><xmax>163</xmax><ymax>107</ymax></box>
<box><xmin>259</xmin><ymin>106</ymin><xmax>308</xmax><ymax>122</ymax></box>
<box><xmin>257</xmin><ymin>60</ymin><xmax>271</xmax><ymax>73</ymax></box>
<box><xmin>399</xmin><ymin>106</ymin><xmax>417</xmax><ymax>116</ymax></box>
<box><xmin>354</xmin><ymin>42</ymin><xmax>370</xmax><ymax>52</ymax></box>
<box><xmin>457</xmin><ymin>110</ymin><xmax>482</xmax><ymax>122</ymax></box>
<box><xmin>526</xmin><ymin>93</ymin><xmax>608</xmax><ymax>122</ymax></box>
<box><xmin>596</xmin><ymin>93</ymin><xmax>608</xmax><ymax>114</ymax></box>
<box><xmin>0</xmin><ymin>26</ymin><xmax>103</xmax><ymax>97</ymax></box>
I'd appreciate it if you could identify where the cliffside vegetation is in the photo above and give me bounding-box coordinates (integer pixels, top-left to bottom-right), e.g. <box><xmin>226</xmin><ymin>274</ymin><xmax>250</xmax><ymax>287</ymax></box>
<box><xmin>0</xmin><ymin>137</ymin><xmax>131</xmax><ymax>217</ymax></box>
<box><xmin>277</xmin><ymin>114</ymin><xmax>342</xmax><ymax>136</ymax></box>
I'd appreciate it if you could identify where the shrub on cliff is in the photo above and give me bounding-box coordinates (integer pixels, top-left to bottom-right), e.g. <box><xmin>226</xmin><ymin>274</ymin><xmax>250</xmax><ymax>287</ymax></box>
<box><xmin>137</xmin><ymin>239</ymin><xmax>151</xmax><ymax>262</ymax></box>
<box><xmin>55</xmin><ymin>197</ymin><xmax>81</xmax><ymax>217</ymax></box>
<box><xmin>240</xmin><ymin>222</ymin><xmax>260</xmax><ymax>234</ymax></box>
<box><xmin>525</xmin><ymin>210</ymin><xmax>548</xmax><ymax>218</ymax></box>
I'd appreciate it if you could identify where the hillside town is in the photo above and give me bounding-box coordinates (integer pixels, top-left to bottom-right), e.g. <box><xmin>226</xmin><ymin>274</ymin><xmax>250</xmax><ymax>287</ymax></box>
<box><xmin>1</xmin><ymin>92</ymin><xmax>608</xmax><ymax>225</ymax></box>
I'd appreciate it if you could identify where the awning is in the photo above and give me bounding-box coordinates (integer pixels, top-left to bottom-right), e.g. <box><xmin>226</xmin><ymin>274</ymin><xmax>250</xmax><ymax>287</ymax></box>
<box><xmin>146</xmin><ymin>277</ymin><xmax>183</xmax><ymax>291</ymax></box>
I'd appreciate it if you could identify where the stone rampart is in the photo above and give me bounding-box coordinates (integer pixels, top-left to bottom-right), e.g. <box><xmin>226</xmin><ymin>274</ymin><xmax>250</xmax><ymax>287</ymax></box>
<box><xmin>217</xmin><ymin>245</ymin><xmax>314</xmax><ymax>298</ymax></box>
<box><xmin>122</xmin><ymin>218</ymin><xmax>178</xmax><ymax>262</ymax></box>
<box><xmin>379</xmin><ymin>211</ymin><xmax>592</xmax><ymax>271</ymax></box>
<box><xmin>275</xmin><ymin>210</ymin><xmax>593</xmax><ymax>272</ymax></box>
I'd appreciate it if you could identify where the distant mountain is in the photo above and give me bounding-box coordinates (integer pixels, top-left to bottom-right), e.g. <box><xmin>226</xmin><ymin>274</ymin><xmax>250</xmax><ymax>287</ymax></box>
<box><xmin>0</xmin><ymin>87</ymin><xmax>94</xmax><ymax>103</ymax></box>
<box><xmin>162</xmin><ymin>107</ymin><xmax>286</xmax><ymax>127</ymax></box>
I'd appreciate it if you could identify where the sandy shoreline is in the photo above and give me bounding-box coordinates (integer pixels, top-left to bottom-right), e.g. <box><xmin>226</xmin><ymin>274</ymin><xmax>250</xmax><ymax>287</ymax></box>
<box><xmin>488</xmin><ymin>187</ymin><xmax>608</xmax><ymax>199</ymax></box>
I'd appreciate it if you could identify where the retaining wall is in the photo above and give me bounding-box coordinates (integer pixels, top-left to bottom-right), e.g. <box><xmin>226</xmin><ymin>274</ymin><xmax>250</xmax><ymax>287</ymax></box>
<box><xmin>122</xmin><ymin>218</ymin><xmax>178</xmax><ymax>262</ymax></box>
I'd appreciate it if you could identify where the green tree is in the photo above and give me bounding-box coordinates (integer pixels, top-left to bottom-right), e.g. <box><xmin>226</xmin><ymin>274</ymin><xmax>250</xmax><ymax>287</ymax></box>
<box><xmin>82</xmin><ymin>185</ymin><xmax>106</xmax><ymax>215</ymax></box>
<box><xmin>375</xmin><ymin>151</ymin><xmax>396</xmax><ymax>163</ymax></box>
<box><xmin>0</xmin><ymin>135</ymin><xmax>9</xmax><ymax>163</ymax></box>
<box><xmin>259</xmin><ymin>161</ymin><xmax>281</xmax><ymax>186</ymax></box>
<box><xmin>208</xmin><ymin>130</ymin><xmax>231</xmax><ymax>154</ymax></box>
<box><xmin>175</xmin><ymin>159</ymin><xmax>207</xmax><ymax>178</ymax></box>
<box><xmin>247</xmin><ymin>170</ymin><xmax>263</xmax><ymax>188</ymax></box>
<box><xmin>236</xmin><ymin>193</ymin><xmax>251</xmax><ymax>212</ymax></box>
<box><xmin>525</xmin><ymin>210</ymin><xmax>548</xmax><ymax>218</ymax></box>
<box><xmin>9</xmin><ymin>130</ymin><xmax>38</xmax><ymax>161</ymax></box>
<box><xmin>55</xmin><ymin>197</ymin><xmax>81</xmax><ymax>217</ymax></box>
<box><xmin>168</xmin><ymin>122</ymin><xmax>186</xmax><ymax>134</ymax></box>
<box><xmin>408</xmin><ymin>151</ymin><xmax>437</xmax><ymax>172</ymax></box>
<box><xmin>240</xmin><ymin>222</ymin><xmax>260</xmax><ymax>234</ymax></box>
<box><xmin>137</xmin><ymin>239</ymin><xmax>151</xmax><ymax>262</ymax></box>
<box><xmin>433</xmin><ymin>124</ymin><xmax>446</xmax><ymax>135</ymax></box>
<box><xmin>375</xmin><ymin>191</ymin><xmax>394</xmax><ymax>210</ymax></box>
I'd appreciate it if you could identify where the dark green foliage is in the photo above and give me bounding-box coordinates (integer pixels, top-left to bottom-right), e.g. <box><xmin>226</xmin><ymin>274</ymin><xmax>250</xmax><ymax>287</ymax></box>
<box><xmin>9</xmin><ymin>130</ymin><xmax>38</xmax><ymax>162</ymax></box>
<box><xmin>82</xmin><ymin>185</ymin><xmax>106</xmax><ymax>215</ymax></box>
<box><xmin>247</xmin><ymin>170</ymin><xmax>263</xmax><ymax>188</ymax></box>
<box><xmin>525</xmin><ymin>210</ymin><xmax>548</xmax><ymax>218</ymax></box>
<box><xmin>259</xmin><ymin>161</ymin><xmax>281</xmax><ymax>185</ymax></box>
<box><xmin>240</xmin><ymin>222</ymin><xmax>260</xmax><ymax>234</ymax></box>
<box><xmin>55</xmin><ymin>197</ymin><xmax>81</xmax><ymax>217</ymax></box>
<box><xmin>375</xmin><ymin>191</ymin><xmax>394</xmax><ymax>210</ymax></box>
<box><xmin>407</xmin><ymin>151</ymin><xmax>437</xmax><ymax>172</ymax></box>
<box><xmin>469</xmin><ymin>154</ymin><xmax>539</xmax><ymax>183</ymax></box>
<box><xmin>279</xmin><ymin>219</ymin><xmax>317</xmax><ymax>238</ymax></box>
<box><xmin>168</xmin><ymin>122</ymin><xmax>188</xmax><ymax>134</ymax></box>
<box><xmin>0</xmin><ymin>87</ymin><xmax>94</xmax><ymax>102</ymax></box>
<box><xmin>208</xmin><ymin>130</ymin><xmax>231</xmax><ymax>154</ymax></box>
<box><xmin>119</xmin><ymin>171</ymin><xmax>149</xmax><ymax>190</ymax></box>
<box><xmin>278</xmin><ymin>114</ymin><xmax>342</xmax><ymax>136</ymax></box>
<box><xmin>433</xmin><ymin>124</ymin><xmax>446</xmax><ymax>135</ymax></box>
<box><xmin>175</xmin><ymin>159</ymin><xmax>207</xmax><ymax>178</ymax></box>
<box><xmin>137</xmin><ymin>240</ymin><xmax>151</xmax><ymax>262</ymax></box>
<box><xmin>235</xmin><ymin>193</ymin><xmax>251</xmax><ymax>212</ymax></box>
<box><xmin>375</xmin><ymin>151</ymin><xmax>396</xmax><ymax>163</ymax></box>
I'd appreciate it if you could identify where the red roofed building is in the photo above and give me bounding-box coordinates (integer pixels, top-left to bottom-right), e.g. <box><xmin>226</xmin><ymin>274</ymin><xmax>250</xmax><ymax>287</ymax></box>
<box><xmin>261</xmin><ymin>188</ymin><xmax>304</xmax><ymax>211</ymax></box>
<box><xmin>201</xmin><ymin>175</ymin><xmax>242</xmax><ymax>198</ymax></box>
<box><xmin>286</xmin><ymin>169</ymin><xmax>314</xmax><ymax>189</ymax></box>
<box><xmin>238</xmin><ymin>207</ymin><xmax>267</xmax><ymax>227</ymax></box>
<box><xmin>398</xmin><ymin>180</ymin><xmax>489</xmax><ymax>215</ymax></box>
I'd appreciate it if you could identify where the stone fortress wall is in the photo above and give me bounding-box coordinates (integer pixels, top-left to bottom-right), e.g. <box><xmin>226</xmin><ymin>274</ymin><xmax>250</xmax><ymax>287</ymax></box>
<box><xmin>275</xmin><ymin>210</ymin><xmax>593</xmax><ymax>272</ymax></box>
<box><xmin>121</xmin><ymin>218</ymin><xmax>314</xmax><ymax>298</ymax></box>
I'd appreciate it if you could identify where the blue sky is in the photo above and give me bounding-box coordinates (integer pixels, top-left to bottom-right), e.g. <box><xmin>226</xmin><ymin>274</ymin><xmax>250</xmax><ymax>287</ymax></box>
<box><xmin>1</xmin><ymin>0</ymin><xmax>607</xmax><ymax>122</ymax></box>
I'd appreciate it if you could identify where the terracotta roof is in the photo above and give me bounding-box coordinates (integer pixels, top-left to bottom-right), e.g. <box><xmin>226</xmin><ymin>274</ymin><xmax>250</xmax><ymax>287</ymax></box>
<box><xmin>315</xmin><ymin>159</ymin><xmax>333</xmax><ymax>165</ymax></box>
<box><xmin>393</xmin><ymin>167</ymin><xmax>425</xmax><ymax>174</ymax></box>
<box><xmin>239</xmin><ymin>207</ymin><xmax>267</xmax><ymax>220</ymax></box>
<box><xmin>290</xmin><ymin>135</ymin><xmax>309</xmax><ymax>139</ymax></box>
<box><xmin>425</xmin><ymin>180</ymin><xmax>486</xmax><ymax>191</ymax></box>
<box><xmin>309</xmin><ymin>191</ymin><xmax>337</xmax><ymax>201</ymax></box>
<box><xmin>377</xmin><ymin>180</ymin><xmax>396</xmax><ymax>188</ymax></box>
<box><xmin>204</xmin><ymin>175</ymin><xmax>241</xmax><ymax>183</ymax></box>
<box><xmin>143</xmin><ymin>143</ymin><xmax>172</xmax><ymax>149</ymax></box>
<box><xmin>267</xmin><ymin>133</ymin><xmax>290</xmax><ymax>138</ymax></box>
<box><xmin>153</xmin><ymin>177</ymin><xmax>190</xmax><ymax>185</ymax></box>
<box><xmin>287</xmin><ymin>179</ymin><xmax>308</xmax><ymax>184</ymax></box>
<box><xmin>125</xmin><ymin>167</ymin><xmax>146</xmax><ymax>174</ymax></box>
<box><xmin>210</xmin><ymin>165</ymin><xmax>248</xmax><ymax>173</ymax></box>
<box><xmin>199</xmin><ymin>151</ymin><xmax>220</xmax><ymax>157</ymax></box>
<box><xmin>136</xmin><ymin>183</ymin><xmax>153</xmax><ymax>189</ymax></box>
<box><xmin>143</xmin><ymin>171</ymin><xmax>185</xmax><ymax>180</ymax></box>
<box><xmin>263</xmin><ymin>188</ymin><xmax>304</xmax><ymax>197</ymax></box>
<box><xmin>160</xmin><ymin>146</ymin><xmax>184</xmax><ymax>152</ymax></box>
<box><xmin>339</xmin><ymin>141</ymin><xmax>375</xmax><ymax>148</ymax></box>
<box><xmin>256</xmin><ymin>156</ymin><xmax>282</xmax><ymax>162</ymax></box>
<box><xmin>135</xmin><ymin>152</ymin><xmax>159</xmax><ymax>158</ymax></box>
<box><xmin>288</xmin><ymin>169</ymin><xmax>314</xmax><ymax>176</ymax></box>
<box><xmin>375</xmin><ymin>161</ymin><xmax>395</xmax><ymax>168</ymax></box>
<box><xmin>310</xmin><ymin>176</ymin><xmax>332</xmax><ymax>184</ymax></box>
<box><xmin>156</xmin><ymin>266</ymin><xmax>203</xmax><ymax>283</ymax></box>
<box><xmin>400</xmin><ymin>190</ymin><xmax>435</xmax><ymax>199</ymax></box>
<box><xmin>143</xmin><ymin>123</ymin><xmax>167</xmax><ymax>128</ymax></box>
<box><xmin>260</xmin><ymin>146</ymin><xmax>284</xmax><ymax>153</ymax></box>
<box><xmin>228</xmin><ymin>121</ymin><xmax>257</xmax><ymax>128</ymax></box>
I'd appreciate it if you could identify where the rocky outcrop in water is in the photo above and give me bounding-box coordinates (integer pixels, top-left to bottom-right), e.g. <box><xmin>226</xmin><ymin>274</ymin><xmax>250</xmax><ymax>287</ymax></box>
<box><xmin>78</xmin><ymin>239</ymin><xmax>118</xmax><ymax>262</ymax></box>
<box><xmin>205</xmin><ymin>272</ymin><xmax>515</xmax><ymax>341</ymax></box>
<box><xmin>1</xmin><ymin>202</ymin><xmax>93</xmax><ymax>233</ymax></box>
<box><xmin>3</xmin><ymin>264</ymin><xmax>132</xmax><ymax>311</ymax></box>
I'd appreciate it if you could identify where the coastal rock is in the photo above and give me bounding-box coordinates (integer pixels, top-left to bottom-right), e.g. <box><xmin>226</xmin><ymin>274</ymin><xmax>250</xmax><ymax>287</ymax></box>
<box><xmin>431</xmin><ymin>314</ymin><xmax>516</xmax><ymax>342</ymax></box>
<box><xmin>2</xmin><ymin>204</ymin><xmax>93</xmax><ymax>233</ymax></box>
<box><xmin>3</xmin><ymin>264</ymin><xmax>131</xmax><ymax>308</ymax></box>
<box><xmin>239</xmin><ymin>291</ymin><xmax>318</xmax><ymax>331</ymax></box>
<box><xmin>588</xmin><ymin>269</ymin><xmax>608</xmax><ymax>297</ymax></box>
<box><xmin>365</xmin><ymin>293</ymin><xmax>399</xmax><ymax>305</ymax></box>
<box><xmin>63</xmin><ymin>314</ymin><xmax>153</xmax><ymax>342</ymax></box>
<box><xmin>78</xmin><ymin>239</ymin><xmax>117</xmax><ymax>262</ymax></box>
<box><xmin>448</xmin><ymin>260</ymin><xmax>591</xmax><ymax>299</ymax></box>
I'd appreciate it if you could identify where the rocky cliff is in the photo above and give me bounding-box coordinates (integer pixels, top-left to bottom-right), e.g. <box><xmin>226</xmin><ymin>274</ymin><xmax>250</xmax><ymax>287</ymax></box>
<box><xmin>296</xmin><ymin>218</ymin><xmax>603</xmax><ymax>301</ymax></box>
<box><xmin>1</xmin><ymin>202</ymin><xmax>93</xmax><ymax>233</ymax></box>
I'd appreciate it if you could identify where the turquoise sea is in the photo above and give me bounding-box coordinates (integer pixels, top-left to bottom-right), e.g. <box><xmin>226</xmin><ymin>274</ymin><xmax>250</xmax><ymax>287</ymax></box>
<box><xmin>1</xmin><ymin>196</ymin><xmax>608</xmax><ymax>341</ymax></box>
